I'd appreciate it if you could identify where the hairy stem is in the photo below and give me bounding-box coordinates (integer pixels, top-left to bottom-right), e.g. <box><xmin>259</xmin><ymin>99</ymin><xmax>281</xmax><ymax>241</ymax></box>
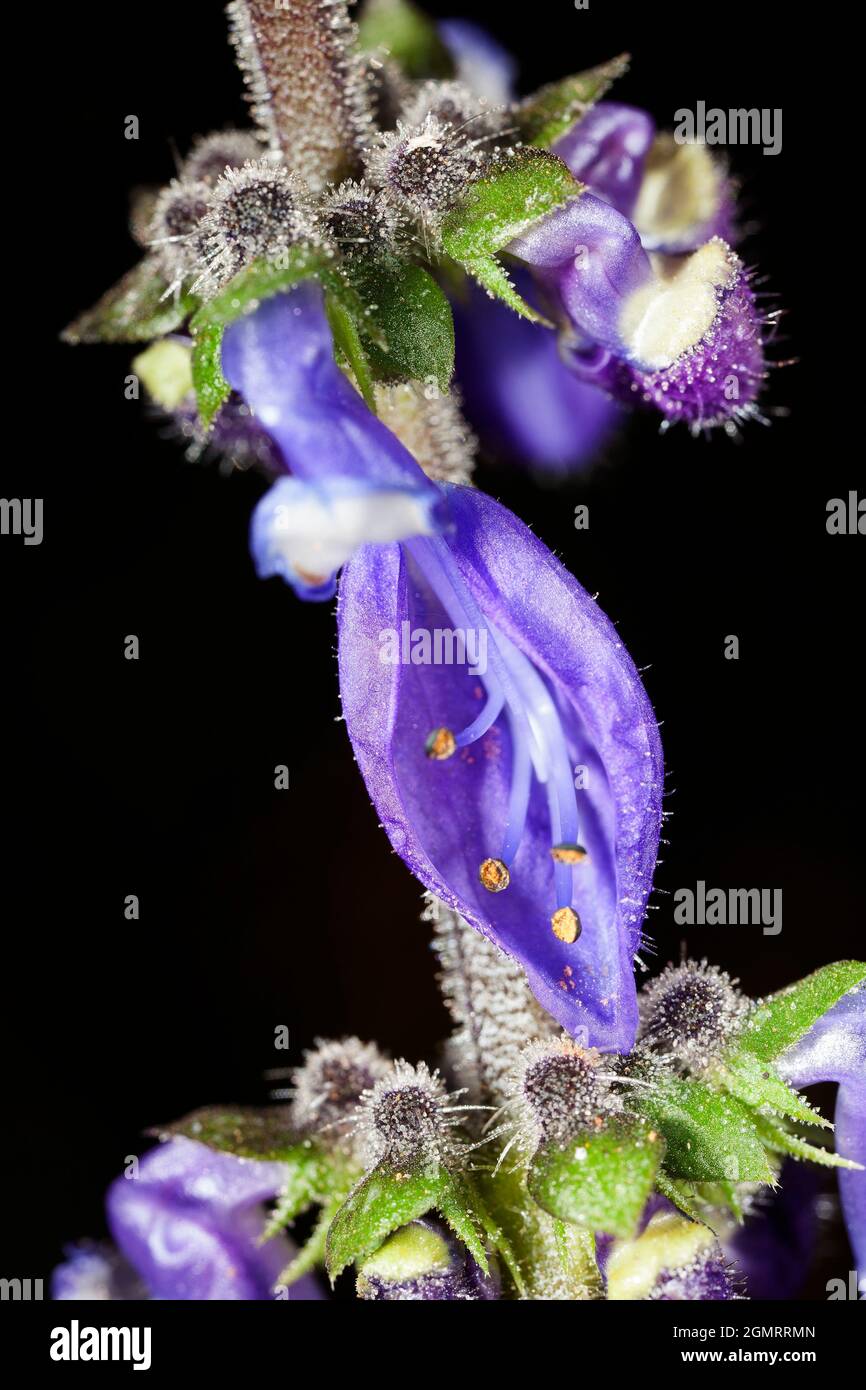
<box><xmin>426</xmin><ymin>895</ymin><xmax>558</xmax><ymax>1109</ymax></box>
<box><xmin>227</xmin><ymin>0</ymin><xmax>375</xmax><ymax>191</ymax></box>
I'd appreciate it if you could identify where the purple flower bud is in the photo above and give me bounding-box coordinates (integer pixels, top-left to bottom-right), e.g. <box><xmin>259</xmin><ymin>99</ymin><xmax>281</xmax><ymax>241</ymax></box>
<box><xmin>638</xmin><ymin>959</ymin><xmax>750</xmax><ymax>1070</ymax></box>
<box><xmin>553</xmin><ymin>103</ymin><xmax>656</xmax><ymax>219</ymax></box>
<box><xmin>509</xmin><ymin>193</ymin><xmax>765</xmax><ymax>430</ymax></box>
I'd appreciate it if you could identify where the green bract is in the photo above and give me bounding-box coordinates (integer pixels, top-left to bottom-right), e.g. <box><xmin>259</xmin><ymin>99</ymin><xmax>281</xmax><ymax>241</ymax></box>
<box><xmin>734</xmin><ymin>960</ymin><xmax>866</xmax><ymax>1062</ymax></box>
<box><xmin>324</xmin><ymin>1160</ymin><xmax>489</xmax><ymax>1281</ymax></box>
<box><xmin>633</xmin><ymin>1074</ymin><xmax>775</xmax><ymax>1184</ymax></box>
<box><xmin>515</xmin><ymin>55</ymin><xmax>631</xmax><ymax>147</ymax></box>
<box><xmin>528</xmin><ymin>1119</ymin><xmax>665</xmax><ymax>1239</ymax></box>
<box><xmin>62</xmin><ymin>258</ymin><xmax>199</xmax><ymax>345</ymax></box>
<box><xmin>442</xmin><ymin>149</ymin><xmax>582</xmax><ymax>322</ymax></box>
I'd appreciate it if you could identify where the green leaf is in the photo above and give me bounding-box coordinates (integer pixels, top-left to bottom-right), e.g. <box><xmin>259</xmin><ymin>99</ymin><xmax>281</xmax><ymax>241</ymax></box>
<box><xmin>734</xmin><ymin>961</ymin><xmax>866</xmax><ymax>1063</ymax></box>
<box><xmin>325</xmin><ymin>293</ymin><xmax>376</xmax><ymax>412</ymax></box>
<box><xmin>441</xmin><ymin>149</ymin><xmax>582</xmax><ymax>322</ymax></box>
<box><xmin>716</xmin><ymin>1050</ymin><xmax>830</xmax><ymax>1129</ymax></box>
<box><xmin>515</xmin><ymin>55</ymin><xmax>631</xmax><ymax>147</ymax></box>
<box><xmin>349</xmin><ymin>258</ymin><xmax>455</xmax><ymax>393</ymax></box>
<box><xmin>755</xmin><ymin>1116</ymin><xmax>864</xmax><ymax>1172</ymax></box>
<box><xmin>636</xmin><ymin>1076</ymin><xmax>774</xmax><ymax>1184</ymax></box>
<box><xmin>358</xmin><ymin>0</ymin><xmax>453</xmax><ymax>78</ymax></box>
<box><xmin>528</xmin><ymin>1120</ymin><xmax>665</xmax><ymax>1239</ymax></box>
<box><xmin>150</xmin><ymin>1104</ymin><xmax>301</xmax><ymax>1160</ymax></box>
<box><xmin>62</xmin><ymin>258</ymin><xmax>198</xmax><ymax>345</ymax></box>
<box><xmin>325</xmin><ymin>1161</ymin><xmax>488</xmax><ymax>1281</ymax></box>
<box><xmin>189</xmin><ymin>245</ymin><xmax>369</xmax><ymax>429</ymax></box>
<box><xmin>191</xmin><ymin>322</ymin><xmax>231</xmax><ymax>432</ymax></box>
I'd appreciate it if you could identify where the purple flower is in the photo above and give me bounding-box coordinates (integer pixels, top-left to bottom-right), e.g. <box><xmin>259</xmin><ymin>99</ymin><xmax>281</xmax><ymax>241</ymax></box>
<box><xmin>337</xmin><ymin>484</ymin><xmax>663</xmax><ymax>1049</ymax></box>
<box><xmin>221</xmin><ymin>283</ymin><xmax>448</xmax><ymax>600</ymax></box>
<box><xmin>509</xmin><ymin>193</ymin><xmax>765</xmax><ymax>430</ymax></box>
<box><xmin>356</xmin><ymin>1218</ymin><xmax>499</xmax><ymax>1300</ymax></box>
<box><xmin>106</xmin><ymin>1137</ymin><xmax>324</xmax><ymax>1300</ymax></box>
<box><xmin>554</xmin><ymin>103</ymin><xmax>734</xmax><ymax>253</ymax></box>
<box><xmin>778</xmin><ymin>983</ymin><xmax>866</xmax><ymax>1280</ymax></box>
<box><xmin>553</xmin><ymin>103</ymin><xmax>655</xmax><ymax>220</ymax></box>
<box><xmin>453</xmin><ymin>272</ymin><xmax>622</xmax><ymax>475</ymax></box>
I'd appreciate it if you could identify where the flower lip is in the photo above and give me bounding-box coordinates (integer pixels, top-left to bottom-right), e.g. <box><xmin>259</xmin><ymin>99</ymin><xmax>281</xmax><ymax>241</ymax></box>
<box><xmin>222</xmin><ymin>283</ymin><xmax>450</xmax><ymax>597</ymax></box>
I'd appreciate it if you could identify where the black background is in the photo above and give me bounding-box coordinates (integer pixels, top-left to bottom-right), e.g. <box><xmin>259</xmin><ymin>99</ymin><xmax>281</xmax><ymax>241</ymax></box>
<box><xmin>3</xmin><ymin>1</ymin><xmax>860</xmax><ymax>1297</ymax></box>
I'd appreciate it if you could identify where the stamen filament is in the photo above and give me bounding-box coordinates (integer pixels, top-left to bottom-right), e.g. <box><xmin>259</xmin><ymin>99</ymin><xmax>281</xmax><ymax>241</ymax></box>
<box><xmin>405</xmin><ymin>535</ymin><xmax>584</xmax><ymax>932</ymax></box>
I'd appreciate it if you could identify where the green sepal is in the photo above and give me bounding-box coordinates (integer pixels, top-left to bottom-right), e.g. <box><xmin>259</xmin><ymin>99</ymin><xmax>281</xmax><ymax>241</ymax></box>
<box><xmin>149</xmin><ymin>1104</ymin><xmax>300</xmax><ymax>1160</ymax></box>
<box><xmin>754</xmin><ymin>1115</ymin><xmax>864</xmax><ymax>1172</ymax></box>
<box><xmin>734</xmin><ymin>961</ymin><xmax>866</xmax><ymax>1063</ymax></box>
<box><xmin>551</xmin><ymin>1221</ymin><xmax>603</xmax><ymax>1298</ymax></box>
<box><xmin>189</xmin><ymin>246</ymin><xmax>373</xmax><ymax>429</ymax></box>
<box><xmin>655</xmin><ymin>1173</ymin><xmax>747</xmax><ymax>1228</ymax></box>
<box><xmin>635</xmin><ymin>1075</ymin><xmax>775</xmax><ymax>1184</ymax></box>
<box><xmin>324</xmin><ymin>1160</ymin><xmax>489</xmax><ymax>1282</ymax></box>
<box><xmin>715</xmin><ymin>1050</ymin><xmax>830</xmax><ymax>1130</ymax></box>
<box><xmin>441</xmin><ymin>149</ymin><xmax>582</xmax><ymax>322</ymax></box>
<box><xmin>528</xmin><ymin>1119</ymin><xmax>665</xmax><ymax>1239</ymax></box>
<box><xmin>654</xmin><ymin>1170</ymin><xmax>708</xmax><ymax>1226</ymax></box>
<box><xmin>468</xmin><ymin>1181</ymin><xmax>525</xmax><ymax>1297</ymax></box>
<box><xmin>348</xmin><ymin>257</ymin><xmax>455</xmax><ymax>394</ymax></box>
<box><xmin>358</xmin><ymin>0</ymin><xmax>453</xmax><ymax>78</ymax></box>
<box><xmin>62</xmin><ymin>258</ymin><xmax>198</xmax><ymax>345</ymax></box>
<box><xmin>515</xmin><ymin>54</ymin><xmax>630</xmax><ymax>147</ymax></box>
<box><xmin>476</xmin><ymin>1166</ymin><xmax>598</xmax><ymax>1300</ymax></box>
